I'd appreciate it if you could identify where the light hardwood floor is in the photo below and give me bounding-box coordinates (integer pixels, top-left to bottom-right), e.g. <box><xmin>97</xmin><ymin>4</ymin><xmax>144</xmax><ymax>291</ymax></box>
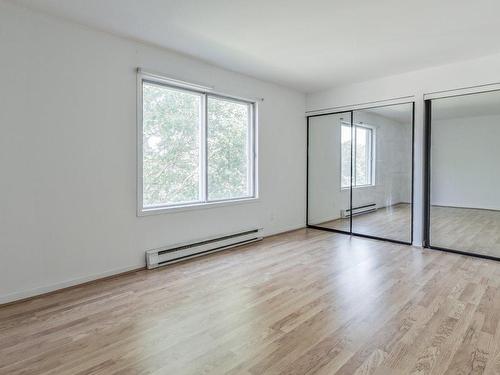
<box><xmin>430</xmin><ymin>206</ymin><xmax>500</xmax><ymax>258</ymax></box>
<box><xmin>3</xmin><ymin>229</ymin><xmax>500</xmax><ymax>374</ymax></box>
<box><xmin>316</xmin><ymin>203</ymin><xmax>412</xmax><ymax>243</ymax></box>
<box><xmin>317</xmin><ymin>204</ymin><xmax>500</xmax><ymax>257</ymax></box>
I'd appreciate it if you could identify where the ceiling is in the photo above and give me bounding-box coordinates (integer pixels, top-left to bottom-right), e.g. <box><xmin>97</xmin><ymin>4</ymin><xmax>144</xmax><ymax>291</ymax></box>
<box><xmin>11</xmin><ymin>0</ymin><xmax>500</xmax><ymax>93</ymax></box>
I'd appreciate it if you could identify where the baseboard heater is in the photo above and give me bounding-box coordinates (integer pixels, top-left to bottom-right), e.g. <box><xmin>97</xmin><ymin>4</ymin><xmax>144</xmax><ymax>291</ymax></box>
<box><xmin>145</xmin><ymin>228</ymin><xmax>263</xmax><ymax>269</ymax></box>
<box><xmin>342</xmin><ymin>203</ymin><xmax>377</xmax><ymax>218</ymax></box>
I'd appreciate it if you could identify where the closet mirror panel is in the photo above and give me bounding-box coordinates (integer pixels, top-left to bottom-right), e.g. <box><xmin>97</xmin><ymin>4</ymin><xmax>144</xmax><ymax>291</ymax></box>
<box><xmin>428</xmin><ymin>90</ymin><xmax>500</xmax><ymax>257</ymax></box>
<box><xmin>351</xmin><ymin>103</ymin><xmax>413</xmax><ymax>243</ymax></box>
<box><xmin>307</xmin><ymin>112</ymin><xmax>351</xmax><ymax>232</ymax></box>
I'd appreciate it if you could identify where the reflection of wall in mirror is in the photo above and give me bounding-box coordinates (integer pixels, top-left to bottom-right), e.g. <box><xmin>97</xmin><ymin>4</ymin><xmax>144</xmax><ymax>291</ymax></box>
<box><xmin>308</xmin><ymin>111</ymin><xmax>412</xmax><ymax>224</ymax></box>
<box><xmin>308</xmin><ymin>114</ymin><xmax>346</xmax><ymax>224</ymax></box>
<box><xmin>351</xmin><ymin>111</ymin><xmax>412</xmax><ymax>215</ymax></box>
<box><xmin>431</xmin><ymin>114</ymin><xmax>500</xmax><ymax>210</ymax></box>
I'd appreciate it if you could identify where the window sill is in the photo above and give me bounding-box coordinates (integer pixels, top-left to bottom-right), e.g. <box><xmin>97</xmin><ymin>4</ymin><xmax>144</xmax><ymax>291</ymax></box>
<box><xmin>138</xmin><ymin>197</ymin><xmax>260</xmax><ymax>216</ymax></box>
<box><xmin>340</xmin><ymin>184</ymin><xmax>376</xmax><ymax>191</ymax></box>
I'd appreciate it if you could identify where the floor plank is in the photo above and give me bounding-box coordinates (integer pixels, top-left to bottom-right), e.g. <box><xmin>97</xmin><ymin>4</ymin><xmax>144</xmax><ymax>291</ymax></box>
<box><xmin>1</xmin><ymin>229</ymin><xmax>500</xmax><ymax>374</ymax></box>
<box><xmin>317</xmin><ymin>204</ymin><xmax>500</xmax><ymax>257</ymax></box>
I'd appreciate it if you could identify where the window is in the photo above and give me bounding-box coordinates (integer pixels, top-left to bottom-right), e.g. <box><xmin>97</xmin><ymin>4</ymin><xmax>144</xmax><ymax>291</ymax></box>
<box><xmin>341</xmin><ymin>123</ymin><xmax>375</xmax><ymax>189</ymax></box>
<box><xmin>139</xmin><ymin>74</ymin><xmax>256</xmax><ymax>213</ymax></box>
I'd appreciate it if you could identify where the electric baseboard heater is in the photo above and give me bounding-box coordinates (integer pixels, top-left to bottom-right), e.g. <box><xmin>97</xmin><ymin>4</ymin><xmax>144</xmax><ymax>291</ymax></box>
<box><xmin>145</xmin><ymin>228</ymin><xmax>263</xmax><ymax>269</ymax></box>
<box><xmin>342</xmin><ymin>203</ymin><xmax>377</xmax><ymax>218</ymax></box>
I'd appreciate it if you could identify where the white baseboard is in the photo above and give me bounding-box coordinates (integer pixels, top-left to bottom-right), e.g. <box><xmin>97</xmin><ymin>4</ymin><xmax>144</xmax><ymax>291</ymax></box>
<box><xmin>0</xmin><ymin>263</ymin><xmax>144</xmax><ymax>305</ymax></box>
<box><xmin>264</xmin><ymin>223</ymin><xmax>306</xmax><ymax>237</ymax></box>
<box><xmin>0</xmin><ymin>223</ymin><xmax>307</xmax><ymax>305</ymax></box>
<box><xmin>308</xmin><ymin>215</ymin><xmax>340</xmax><ymax>225</ymax></box>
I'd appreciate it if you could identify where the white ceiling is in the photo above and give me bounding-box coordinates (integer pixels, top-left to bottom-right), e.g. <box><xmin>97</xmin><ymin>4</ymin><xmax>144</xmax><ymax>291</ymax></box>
<box><xmin>11</xmin><ymin>0</ymin><xmax>500</xmax><ymax>93</ymax></box>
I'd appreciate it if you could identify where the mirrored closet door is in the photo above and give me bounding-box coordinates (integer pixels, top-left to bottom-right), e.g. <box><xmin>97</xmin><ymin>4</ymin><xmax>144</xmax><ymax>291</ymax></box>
<box><xmin>307</xmin><ymin>103</ymin><xmax>414</xmax><ymax>245</ymax></box>
<box><xmin>425</xmin><ymin>89</ymin><xmax>500</xmax><ymax>259</ymax></box>
<box><xmin>307</xmin><ymin>112</ymin><xmax>352</xmax><ymax>233</ymax></box>
<box><xmin>351</xmin><ymin>103</ymin><xmax>414</xmax><ymax>243</ymax></box>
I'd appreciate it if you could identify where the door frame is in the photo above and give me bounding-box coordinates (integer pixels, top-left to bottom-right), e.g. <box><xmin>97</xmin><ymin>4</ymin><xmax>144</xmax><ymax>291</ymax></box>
<box><xmin>306</xmin><ymin>101</ymin><xmax>415</xmax><ymax>246</ymax></box>
<box><xmin>423</xmin><ymin>89</ymin><xmax>500</xmax><ymax>261</ymax></box>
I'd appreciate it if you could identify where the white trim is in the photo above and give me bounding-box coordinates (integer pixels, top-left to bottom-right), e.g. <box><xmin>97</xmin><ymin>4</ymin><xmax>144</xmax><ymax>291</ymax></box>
<box><xmin>139</xmin><ymin>197</ymin><xmax>260</xmax><ymax>216</ymax></box>
<box><xmin>252</xmin><ymin>101</ymin><xmax>260</xmax><ymax>199</ymax></box>
<box><xmin>200</xmin><ymin>93</ymin><xmax>208</xmax><ymax>202</ymax></box>
<box><xmin>423</xmin><ymin>82</ymin><xmax>500</xmax><ymax>101</ymax></box>
<box><xmin>137</xmin><ymin>68</ymin><xmax>213</xmax><ymax>92</ymax></box>
<box><xmin>340</xmin><ymin>121</ymin><xmax>376</xmax><ymax>190</ymax></box>
<box><xmin>0</xmin><ymin>264</ymin><xmax>144</xmax><ymax>305</ymax></box>
<box><xmin>137</xmin><ymin>73</ymin><xmax>259</xmax><ymax>215</ymax></box>
<box><xmin>339</xmin><ymin>116</ymin><xmax>352</xmax><ymax>189</ymax></box>
<box><xmin>138</xmin><ymin>68</ymin><xmax>264</xmax><ymax>103</ymax></box>
<box><xmin>136</xmin><ymin>72</ymin><xmax>144</xmax><ymax>216</ymax></box>
<box><xmin>0</xmin><ymin>224</ymin><xmax>306</xmax><ymax>305</ymax></box>
<box><xmin>306</xmin><ymin>95</ymin><xmax>415</xmax><ymax>116</ymax></box>
<box><xmin>340</xmin><ymin>184</ymin><xmax>377</xmax><ymax>192</ymax></box>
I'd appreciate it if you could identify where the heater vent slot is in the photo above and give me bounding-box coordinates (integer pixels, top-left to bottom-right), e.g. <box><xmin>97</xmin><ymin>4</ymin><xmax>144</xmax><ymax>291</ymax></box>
<box><xmin>342</xmin><ymin>203</ymin><xmax>377</xmax><ymax>218</ymax></box>
<box><xmin>146</xmin><ymin>229</ymin><xmax>263</xmax><ymax>269</ymax></box>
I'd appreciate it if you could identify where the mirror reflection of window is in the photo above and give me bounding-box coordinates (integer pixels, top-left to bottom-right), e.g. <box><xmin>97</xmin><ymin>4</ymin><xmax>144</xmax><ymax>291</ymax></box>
<box><xmin>307</xmin><ymin>112</ymin><xmax>352</xmax><ymax>232</ymax></box>
<box><xmin>307</xmin><ymin>103</ymin><xmax>413</xmax><ymax>245</ymax></box>
<box><xmin>341</xmin><ymin>123</ymin><xmax>375</xmax><ymax>189</ymax></box>
<box><xmin>351</xmin><ymin>103</ymin><xmax>413</xmax><ymax>244</ymax></box>
<box><xmin>355</xmin><ymin>125</ymin><xmax>374</xmax><ymax>187</ymax></box>
<box><xmin>340</xmin><ymin>124</ymin><xmax>351</xmax><ymax>189</ymax></box>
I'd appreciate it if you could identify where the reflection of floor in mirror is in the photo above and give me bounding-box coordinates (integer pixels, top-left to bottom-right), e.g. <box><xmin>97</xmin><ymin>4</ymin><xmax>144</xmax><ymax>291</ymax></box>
<box><xmin>317</xmin><ymin>203</ymin><xmax>411</xmax><ymax>242</ymax></box>
<box><xmin>430</xmin><ymin>206</ymin><xmax>500</xmax><ymax>258</ymax></box>
<box><xmin>316</xmin><ymin>204</ymin><xmax>500</xmax><ymax>258</ymax></box>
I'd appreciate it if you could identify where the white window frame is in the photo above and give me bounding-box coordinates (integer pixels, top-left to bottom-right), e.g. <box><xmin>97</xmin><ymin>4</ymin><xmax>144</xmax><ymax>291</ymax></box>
<box><xmin>137</xmin><ymin>70</ymin><xmax>258</xmax><ymax>215</ymax></box>
<box><xmin>340</xmin><ymin>122</ymin><xmax>376</xmax><ymax>190</ymax></box>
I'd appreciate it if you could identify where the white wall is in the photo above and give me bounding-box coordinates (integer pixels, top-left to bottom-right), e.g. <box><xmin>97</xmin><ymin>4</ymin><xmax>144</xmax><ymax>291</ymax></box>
<box><xmin>308</xmin><ymin>111</ymin><xmax>412</xmax><ymax>224</ymax></box>
<box><xmin>352</xmin><ymin>110</ymin><xmax>412</xmax><ymax>210</ymax></box>
<box><xmin>0</xmin><ymin>2</ymin><xmax>306</xmax><ymax>303</ymax></box>
<box><xmin>431</xmin><ymin>114</ymin><xmax>500</xmax><ymax>210</ymax></box>
<box><xmin>307</xmin><ymin>52</ymin><xmax>500</xmax><ymax>246</ymax></box>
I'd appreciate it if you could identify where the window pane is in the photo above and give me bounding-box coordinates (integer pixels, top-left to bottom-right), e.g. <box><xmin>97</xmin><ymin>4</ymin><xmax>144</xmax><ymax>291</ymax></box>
<box><xmin>355</xmin><ymin>127</ymin><xmax>370</xmax><ymax>186</ymax></box>
<box><xmin>207</xmin><ymin>97</ymin><xmax>251</xmax><ymax>200</ymax></box>
<box><xmin>142</xmin><ymin>82</ymin><xmax>202</xmax><ymax>207</ymax></box>
<box><xmin>341</xmin><ymin>124</ymin><xmax>351</xmax><ymax>188</ymax></box>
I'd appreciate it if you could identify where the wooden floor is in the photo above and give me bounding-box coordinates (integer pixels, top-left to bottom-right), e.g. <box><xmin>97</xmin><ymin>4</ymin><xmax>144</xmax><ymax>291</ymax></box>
<box><xmin>430</xmin><ymin>206</ymin><xmax>500</xmax><ymax>258</ymax></box>
<box><xmin>3</xmin><ymin>229</ymin><xmax>500</xmax><ymax>374</ymax></box>
<box><xmin>317</xmin><ymin>203</ymin><xmax>412</xmax><ymax>243</ymax></box>
<box><xmin>318</xmin><ymin>205</ymin><xmax>500</xmax><ymax>257</ymax></box>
